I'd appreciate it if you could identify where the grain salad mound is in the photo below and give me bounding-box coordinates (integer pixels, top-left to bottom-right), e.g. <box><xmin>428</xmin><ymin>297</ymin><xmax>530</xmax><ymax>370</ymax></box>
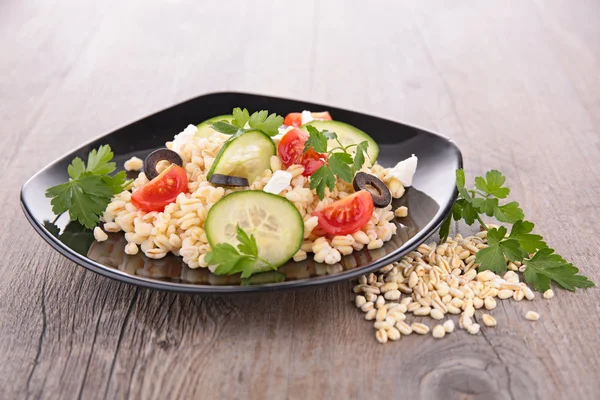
<box><xmin>99</xmin><ymin>129</ymin><xmax>411</xmax><ymax>269</ymax></box>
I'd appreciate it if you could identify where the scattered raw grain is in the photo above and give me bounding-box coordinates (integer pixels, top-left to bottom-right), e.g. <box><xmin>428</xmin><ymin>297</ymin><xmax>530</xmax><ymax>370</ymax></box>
<box><xmin>543</xmin><ymin>289</ymin><xmax>554</xmax><ymax>299</ymax></box>
<box><xmin>375</xmin><ymin>295</ymin><xmax>386</xmax><ymax>309</ymax></box>
<box><xmin>484</xmin><ymin>297</ymin><xmax>497</xmax><ymax>310</ymax></box>
<box><xmin>355</xmin><ymin>295</ymin><xmax>367</xmax><ymax>308</ymax></box>
<box><xmin>364</xmin><ymin>309</ymin><xmax>377</xmax><ymax>321</ymax></box>
<box><xmin>376</xmin><ymin>329</ymin><xmax>388</xmax><ymax>344</ymax></box>
<box><xmin>375</xmin><ymin>307</ymin><xmax>387</xmax><ymax>322</ymax></box>
<box><xmin>443</xmin><ymin>320</ymin><xmax>455</xmax><ymax>333</ymax></box>
<box><xmin>374</xmin><ymin>320</ymin><xmax>394</xmax><ymax>330</ymax></box>
<box><xmin>432</xmin><ymin>325</ymin><xmax>446</xmax><ymax>339</ymax></box>
<box><xmin>430</xmin><ymin>309</ymin><xmax>445</xmax><ymax>320</ymax></box>
<box><xmin>482</xmin><ymin>314</ymin><xmax>497</xmax><ymax>327</ymax></box>
<box><xmin>387</xmin><ymin>327</ymin><xmax>401</xmax><ymax>341</ymax></box>
<box><xmin>467</xmin><ymin>323</ymin><xmax>481</xmax><ymax>335</ymax></box>
<box><xmin>411</xmin><ymin>323</ymin><xmax>430</xmax><ymax>335</ymax></box>
<box><xmin>525</xmin><ymin>311</ymin><xmax>540</xmax><ymax>321</ymax></box>
<box><xmin>361</xmin><ymin>302</ymin><xmax>374</xmax><ymax>312</ymax></box>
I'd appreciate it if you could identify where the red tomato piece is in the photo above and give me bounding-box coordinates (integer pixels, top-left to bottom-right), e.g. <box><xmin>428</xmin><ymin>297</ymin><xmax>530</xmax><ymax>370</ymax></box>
<box><xmin>278</xmin><ymin>128</ymin><xmax>325</xmax><ymax>176</ymax></box>
<box><xmin>283</xmin><ymin>111</ymin><xmax>333</xmax><ymax>127</ymax></box>
<box><xmin>283</xmin><ymin>112</ymin><xmax>303</xmax><ymax>127</ymax></box>
<box><xmin>131</xmin><ymin>165</ymin><xmax>188</xmax><ymax>212</ymax></box>
<box><xmin>312</xmin><ymin>191</ymin><xmax>374</xmax><ymax>235</ymax></box>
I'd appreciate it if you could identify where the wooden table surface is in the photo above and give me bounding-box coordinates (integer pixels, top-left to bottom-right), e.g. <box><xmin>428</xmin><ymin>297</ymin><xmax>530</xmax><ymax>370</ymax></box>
<box><xmin>2</xmin><ymin>0</ymin><xmax>599</xmax><ymax>399</ymax></box>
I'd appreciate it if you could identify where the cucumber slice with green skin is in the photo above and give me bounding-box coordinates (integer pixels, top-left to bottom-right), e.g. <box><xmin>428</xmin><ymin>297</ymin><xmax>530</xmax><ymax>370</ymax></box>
<box><xmin>195</xmin><ymin>114</ymin><xmax>234</xmax><ymax>138</ymax></box>
<box><xmin>205</xmin><ymin>191</ymin><xmax>304</xmax><ymax>271</ymax></box>
<box><xmin>207</xmin><ymin>130</ymin><xmax>276</xmax><ymax>183</ymax></box>
<box><xmin>301</xmin><ymin>120</ymin><xmax>379</xmax><ymax>165</ymax></box>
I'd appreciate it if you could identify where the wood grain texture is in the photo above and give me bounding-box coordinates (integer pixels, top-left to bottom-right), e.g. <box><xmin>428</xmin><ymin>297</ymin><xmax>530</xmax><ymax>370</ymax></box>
<box><xmin>1</xmin><ymin>0</ymin><xmax>599</xmax><ymax>399</ymax></box>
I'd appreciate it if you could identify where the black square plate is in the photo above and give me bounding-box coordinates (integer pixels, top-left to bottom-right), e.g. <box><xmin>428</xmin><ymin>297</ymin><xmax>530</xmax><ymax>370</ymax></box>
<box><xmin>21</xmin><ymin>92</ymin><xmax>462</xmax><ymax>293</ymax></box>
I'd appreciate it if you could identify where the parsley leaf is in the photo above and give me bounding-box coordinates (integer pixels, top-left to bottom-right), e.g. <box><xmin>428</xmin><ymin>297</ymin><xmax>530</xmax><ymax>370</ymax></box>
<box><xmin>309</xmin><ymin>166</ymin><xmax>336</xmax><ymax>200</ymax></box>
<box><xmin>205</xmin><ymin>224</ymin><xmax>268</xmax><ymax>278</ymax></box>
<box><xmin>303</xmin><ymin>126</ymin><xmax>370</xmax><ymax>199</ymax></box>
<box><xmin>236</xmin><ymin>225</ymin><xmax>258</xmax><ymax>256</ymax></box>
<box><xmin>508</xmin><ymin>220</ymin><xmax>547</xmax><ymax>253</ymax></box>
<box><xmin>471</xmin><ymin>197</ymin><xmax>498</xmax><ymax>217</ymax></box>
<box><xmin>462</xmin><ymin>201</ymin><xmax>479</xmax><ymax>225</ymax></box>
<box><xmin>323</xmin><ymin>130</ymin><xmax>338</xmax><ymax>140</ymax></box>
<box><xmin>238</xmin><ymin>258</ymin><xmax>257</xmax><ymax>279</ymax></box>
<box><xmin>353</xmin><ymin>141</ymin><xmax>369</xmax><ymax>172</ymax></box>
<box><xmin>45</xmin><ymin>145</ymin><xmax>132</xmax><ymax>230</ymax></box>
<box><xmin>475</xmin><ymin>226</ymin><xmax>528</xmax><ymax>273</ymax></box>
<box><xmin>248</xmin><ymin>110</ymin><xmax>268</xmax><ymax>128</ymax></box>
<box><xmin>46</xmin><ymin>175</ymin><xmax>113</xmax><ymax>229</ymax></box>
<box><xmin>232</xmin><ymin>107</ymin><xmax>250</xmax><ymax>128</ymax></box>
<box><xmin>68</xmin><ymin>157</ymin><xmax>86</xmax><ymax>179</ymax></box>
<box><xmin>86</xmin><ymin>145</ymin><xmax>116</xmax><ymax>175</ymax></box>
<box><xmin>474</xmin><ymin>170</ymin><xmax>510</xmax><ymax>198</ymax></box>
<box><xmin>452</xmin><ymin>199</ymin><xmax>465</xmax><ymax>220</ymax></box>
<box><xmin>211</xmin><ymin>253</ymin><xmax>244</xmax><ymax>275</ymax></box>
<box><xmin>248</xmin><ymin>110</ymin><xmax>283</xmax><ymax>136</ymax></box>
<box><xmin>329</xmin><ymin>152</ymin><xmax>353</xmax><ymax>182</ymax></box>
<box><xmin>452</xmin><ymin>198</ymin><xmax>478</xmax><ymax>225</ymax></box>
<box><xmin>446</xmin><ymin>169</ymin><xmax>520</xmax><ymax>232</ymax></box>
<box><xmin>211</xmin><ymin>121</ymin><xmax>239</xmax><ymax>134</ymax></box>
<box><xmin>212</xmin><ymin>108</ymin><xmax>283</xmax><ymax>137</ymax></box>
<box><xmin>455</xmin><ymin>169</ymin><xmax>471</xmax><ymax>200</ymax></box>
<box><xmin>442</xmin><ymin>168</ymin><xmax>595</xmax><ymax>293</ymax></box>
<box><xmin>304</xmin><ymin>125</ymin><xmax>328</xmax><ymax>153</ymax></box>
<box><xmin>439</xmin><ymin>212</ymin><xmax>452</xmax><ymax>242</ymax></box>
<box><xmin>494</xmin><ymin>201</ymin><xmax>524</xmax><ymax>223</ymax></box>
<box><xmin>205</xmin><ymin>243</ymin><xmax>238</xmax><ymax>265</ymax></box>
<box><xmin>524</xmin><ymin>248</ymin><xmax>595</xmax><ymax>292</ymax></box>
<box><xmin>102</xmin><ymin>171</ymin><xmax>130</xmax><ymax>194</ymax></box>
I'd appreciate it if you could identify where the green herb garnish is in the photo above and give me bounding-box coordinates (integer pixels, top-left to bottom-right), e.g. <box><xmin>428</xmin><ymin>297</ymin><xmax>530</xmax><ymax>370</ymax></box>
<box><xmin>441</xmin><ymin>169</ymin><xmax>594</xmax><ymax>292</ymax></box>
<box><xmin>211</xmin><ymin>107</ymin><xmax>283</xmax><ymax>137</ymax></box>
<box><xmin>45</xmin><ymin>145</ymin><xmax>132</xmax><ymax>229</ymax></box>
<box><xmin>303</xmin><ymin>125</ymin><xmax>369</xmax><ymax>200</ymax></box>
<box><xmin>205</xmin><ymin>225</ymin><xmax>273</xmax><ymax>278</ymax></box>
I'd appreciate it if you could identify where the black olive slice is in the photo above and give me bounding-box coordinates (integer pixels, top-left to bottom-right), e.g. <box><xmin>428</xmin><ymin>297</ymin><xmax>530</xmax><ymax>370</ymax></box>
<box><xmin>353</xmin><ymin>172</ymin><xmax>392</xmax><ymax>208</ymax></box>
<box><xmin>144</xmin><ymin>149</ymin><xmax>183</xmax><ymax>180</ymax></box>
<box><xmin>209</xmin><ymin>174</ymin><xmax>250</xmax><ymax>187</ymax></box>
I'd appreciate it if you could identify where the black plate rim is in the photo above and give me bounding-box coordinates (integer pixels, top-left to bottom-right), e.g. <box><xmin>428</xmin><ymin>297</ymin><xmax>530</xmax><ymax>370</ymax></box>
<box><xmin>20</xmin><ymin>91</ymin><xmax>463</xmax><ymax>294</ymax></box>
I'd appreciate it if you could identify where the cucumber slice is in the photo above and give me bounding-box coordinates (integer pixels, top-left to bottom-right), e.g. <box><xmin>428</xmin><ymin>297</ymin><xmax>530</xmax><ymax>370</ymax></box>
<box><xmin>205</xmin><ymin>191</ymin><xmax>304</xmax><ymax>271</ymax></box>
<box><xmin>207</xmin><ymin>130</ymin><xmax>275</xmax><ymax>183</ymax></box>
<box><xmin>195</xmin><ymin>114</ymin><xmax>234</xmax><ymax>138</ymax></box>
<box><xmin>302</xmin><ymin>120</ymin><xmax>379</xmax><ymax>165</ymax></box>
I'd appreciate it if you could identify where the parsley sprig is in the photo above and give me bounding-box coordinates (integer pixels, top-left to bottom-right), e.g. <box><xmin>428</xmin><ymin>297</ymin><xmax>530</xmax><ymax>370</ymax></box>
<box><xmin>441</xmin><ymin>169</ymin><xmax>594</xmax><ymax>292</ymax></box>
<box><xmin>45</xmin><ymin>145</ymin><xmax>132</xmax><ymax>229</ymax></box>
<box><xmin>303</xmin><ymin>125</ymin><xmax>369</xmax><ymax>200</ymax></box>
<box><xmin>205</xmin><ymin>225</ymin><xmax>273</xmax><ymax>278</ymax></box>
<box><xmin>211</xmin><ymin>107</ymin><xmax>283</xmax><ymax>137</ymax></box>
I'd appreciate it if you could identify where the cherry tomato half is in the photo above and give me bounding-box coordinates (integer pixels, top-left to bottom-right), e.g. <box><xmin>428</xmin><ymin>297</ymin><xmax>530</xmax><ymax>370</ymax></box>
<box><xmin>283</xmin><ymin>113</ymin><xmax>303</xmax><ymax>127</ymax></box>
<box><xmin>312</xmin><ymin>191</ymin><xmax>374</xmax><ymax>235</ymax></box>
<box><xmin>283</xmin><ymin>111</ymin><xmax>333</xmax><ymax>127</ymax></box>
<box><xmin>278</xmin><ymin>128</ymin><xmax>325</xmax><ymax>176</ymax></box>
<box><xmin>131</xmin><ymin>165</ymin><xmax>188</xmax><ymax>212</ymax></box>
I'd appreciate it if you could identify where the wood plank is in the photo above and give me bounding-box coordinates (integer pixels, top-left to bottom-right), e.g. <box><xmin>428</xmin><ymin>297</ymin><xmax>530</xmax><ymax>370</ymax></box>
<box><xmin>0</xmin><ymin>0</ymin><xmax>599</xmax><ymax>399</ymax></box>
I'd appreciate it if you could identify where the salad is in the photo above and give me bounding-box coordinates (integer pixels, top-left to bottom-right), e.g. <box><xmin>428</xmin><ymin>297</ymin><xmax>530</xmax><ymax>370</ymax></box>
<box><xmin>46</xmin><ymin>108</ymin><xmax>418</xmax><ymax>278</ymax></box>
